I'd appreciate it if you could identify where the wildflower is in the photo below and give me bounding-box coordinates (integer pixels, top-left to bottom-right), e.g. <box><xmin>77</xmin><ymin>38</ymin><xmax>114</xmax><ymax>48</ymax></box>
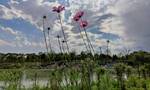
<box><xmin>52</xmin><ymin>5</ymin><xmax>70</xmax><ymax>53</ymax></box>
<box><xmin>75</xmin><ymin>11</ymin><xmax>84</xmax><ymax>18</ymax></box>
<box><xmin>73</xmin><ymin>11</ymin><xmax>84</xmax><ymax>22</ymax></box>
<box><xmin>47</xmin><ymin>27</ymin><xmax>53</xmax><ymax>53</ymax></box>
<box><xmin>80</xmin><ymin>20</ymin><xmax>95</xmax><ymax>55</ymax></box>
<box><xmin>52</xmin><ymin>5</ymin><xmax>65</xmax><ymax>13</ymax></box>
<box><xmin>80</xmin><ymin>20</ymin><xmax>88</xmax><ymax>28</ymax></box>
<box><xmin>42</xmin><ymin>15</ymin><xmax>49</xmax><ymax>54</ymax></box>
<box><xmin>73</xmin><ymin>16</ymin><xmax>80</xmax><ymax>22</ymax></box>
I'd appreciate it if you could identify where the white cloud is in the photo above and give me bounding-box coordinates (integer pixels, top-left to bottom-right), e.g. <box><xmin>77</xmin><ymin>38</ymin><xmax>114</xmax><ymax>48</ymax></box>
<box><xmin>0</xmin><ymin>0</ymin><xmax>149</xmax><ymax>53</ymax></box>
<box><xmin>115</xmin><ymin>0</ymin><xmax>150</xmax><ymax>51</ymax></box>
<box><xmin>0</xmin><ymin>25</ymin><xmax>20</xmax><ymax>36</ymax></box>
<box><xmin>0</xmin><ymin>5</ymin><xmax>20</xmax><ymax>19</ymax></box>
<box><xmin>0</xmin><ymin>25</ymin><xmax>44</xmax><ymax>48</ymax></box>
<box><xmin>0</xmin><ymin>39</ymin><xmax>12</xmax><ymax>46</ymax></box>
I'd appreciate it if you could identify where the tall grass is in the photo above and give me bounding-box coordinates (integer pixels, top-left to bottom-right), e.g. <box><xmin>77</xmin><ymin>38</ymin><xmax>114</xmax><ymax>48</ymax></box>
<box><xmin>0</xmin><ymin>62</ymin><xmax>149</xmax><ymax>90</ymax></box>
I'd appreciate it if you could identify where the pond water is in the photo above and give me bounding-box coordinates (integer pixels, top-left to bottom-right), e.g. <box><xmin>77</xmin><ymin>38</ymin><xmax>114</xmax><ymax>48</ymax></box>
<box><xmin>0</xmin><ymin>70</ymin><xmax>97</xmax><ymax>89</ymax></box>
<box><xmin>0</xmin><ymin>69</ymin><xmax>127</xmax><ymax>90</ymax></box>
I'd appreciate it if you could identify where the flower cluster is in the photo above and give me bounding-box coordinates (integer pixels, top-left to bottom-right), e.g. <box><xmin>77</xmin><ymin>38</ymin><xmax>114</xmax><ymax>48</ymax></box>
<box><xmin>73</xmin><ymin>11</ymin><xmax>88</xmax><ymax>28</ymax></box>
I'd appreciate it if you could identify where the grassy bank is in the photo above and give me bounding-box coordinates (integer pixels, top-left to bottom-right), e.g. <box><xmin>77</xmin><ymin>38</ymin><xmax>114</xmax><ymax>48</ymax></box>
<box><xmin>0</xmin><ymin>61</ymin><xmax>149</xmax><ymax>90</ymax></box>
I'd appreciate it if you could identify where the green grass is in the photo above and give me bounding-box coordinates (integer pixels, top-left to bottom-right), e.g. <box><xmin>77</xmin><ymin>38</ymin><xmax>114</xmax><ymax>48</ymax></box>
<box><xmin>0</xmin><ymin>62</ymin><xmax>149</xmax><ymax>90</ymax></box>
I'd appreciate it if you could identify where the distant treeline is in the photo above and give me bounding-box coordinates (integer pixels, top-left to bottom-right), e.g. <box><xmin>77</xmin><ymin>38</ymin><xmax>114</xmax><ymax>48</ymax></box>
<box><xmin>0</xmin><ymin>51</ymin><xmax>149</xmax><ymax>65</ymax></box>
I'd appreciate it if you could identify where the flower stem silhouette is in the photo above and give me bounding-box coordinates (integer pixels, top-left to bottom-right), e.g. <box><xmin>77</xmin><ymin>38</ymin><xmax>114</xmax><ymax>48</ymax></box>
<box><xmin>47</xmin><ymin>27</ymin><xmax>53</xmax><ymax>53</ymax></box>
<box><xmin>80</xmin><ymin>20</ymin><xmax>95</xmax><ymax>55</ymax></box>
<box><xmin>99</xmin><ymin>46</ymin><xmax>102</xmax><ymax>55</ymax></box>
<box><xmin>58</xmin><ymin>14</ymin><xmax>70</xmax><ymax>53</ymax></box>
<box><xmin>57</xmin><ymin>35</ymin><xmax>63</xmax><ymax>53</ymax></box>
<box><xmin>106</xmin><ymin>40</ymin><xmax>110</xmax><ymax>55</ymax></box>
<box><xmin>62</xmin><ymin>40</ymin><xmax>66</xmax><ymax>53</ymax></box>
<box><xmin>42</xmin><ymin>16</ymin><xmax>49</xmax><ymax>54</ymax></box>
<box><xmin>77</xmin><ymin>23</ymin><xmax>89</xmax><ymax>53</ymax></box>
<box><xmin>52</xmin><ymin>5</ymin><xmax>70</xmax><ymax>54</ymax></box>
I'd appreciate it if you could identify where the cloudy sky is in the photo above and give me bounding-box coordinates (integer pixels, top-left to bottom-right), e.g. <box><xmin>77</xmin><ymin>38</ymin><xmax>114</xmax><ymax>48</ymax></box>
<box><xmin>0</xmin><ymin>0</ymin><xmax>150</xmax><ymax>54</ymax></box>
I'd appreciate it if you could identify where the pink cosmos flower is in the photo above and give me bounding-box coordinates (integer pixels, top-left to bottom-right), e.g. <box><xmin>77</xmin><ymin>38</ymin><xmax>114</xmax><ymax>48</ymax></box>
<box><xmin>80</xmin><ymin>20</ymin><xmax>88</xmax><ymax>28</ymax></box>
<box><xmin>73</xmin><ymin>11</ymin><xmax>84</xmax><ymax>22</ymax></box>
<box><xmin>75</xmin><ymin>11</ymin><xmax>84</xmax><ymax>18</ymax></box>
<box><xmin>73</xmin><ymin>16</ymin><xmax>80</xmax><ymax>21</ymax></box>
<box><xmin>52</xmin><ymin>6</ymin><xmax>58</xmax><ymax>12</ymax></box>
<box><xmin>52</xmin><ymin>5</ymin><xmax>65</xmax><ymax>13</ymax></box>
<box><xmin>58</xmin><ymin>5</ymin><xmax>65</xmax><ymax>12</ymax></box>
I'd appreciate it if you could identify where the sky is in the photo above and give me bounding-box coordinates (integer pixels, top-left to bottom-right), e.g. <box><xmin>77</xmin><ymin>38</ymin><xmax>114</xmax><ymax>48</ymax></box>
<box><xmin>0</xmin><ymin>0</ymin><xmax>150</xmax><ymax>54</ymax></box>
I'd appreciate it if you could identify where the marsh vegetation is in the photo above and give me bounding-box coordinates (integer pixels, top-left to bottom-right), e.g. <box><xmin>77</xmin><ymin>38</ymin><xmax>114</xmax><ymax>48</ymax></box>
<box><xmin>0</xmin><ymin>51</ymin><xmax>149</xmax><ymax>90</ymax></box>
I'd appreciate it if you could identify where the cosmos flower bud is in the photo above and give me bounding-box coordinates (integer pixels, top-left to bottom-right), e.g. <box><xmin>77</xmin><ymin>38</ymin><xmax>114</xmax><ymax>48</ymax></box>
<box><xmin>48</xmin><ymin>27</ymin><xmax>50</xmax><ymax>30</ymax></box>
<box><xmin>43</xmin><ymin>15</ymin><xmax>46</xmax><ymax>19</ymax></box>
